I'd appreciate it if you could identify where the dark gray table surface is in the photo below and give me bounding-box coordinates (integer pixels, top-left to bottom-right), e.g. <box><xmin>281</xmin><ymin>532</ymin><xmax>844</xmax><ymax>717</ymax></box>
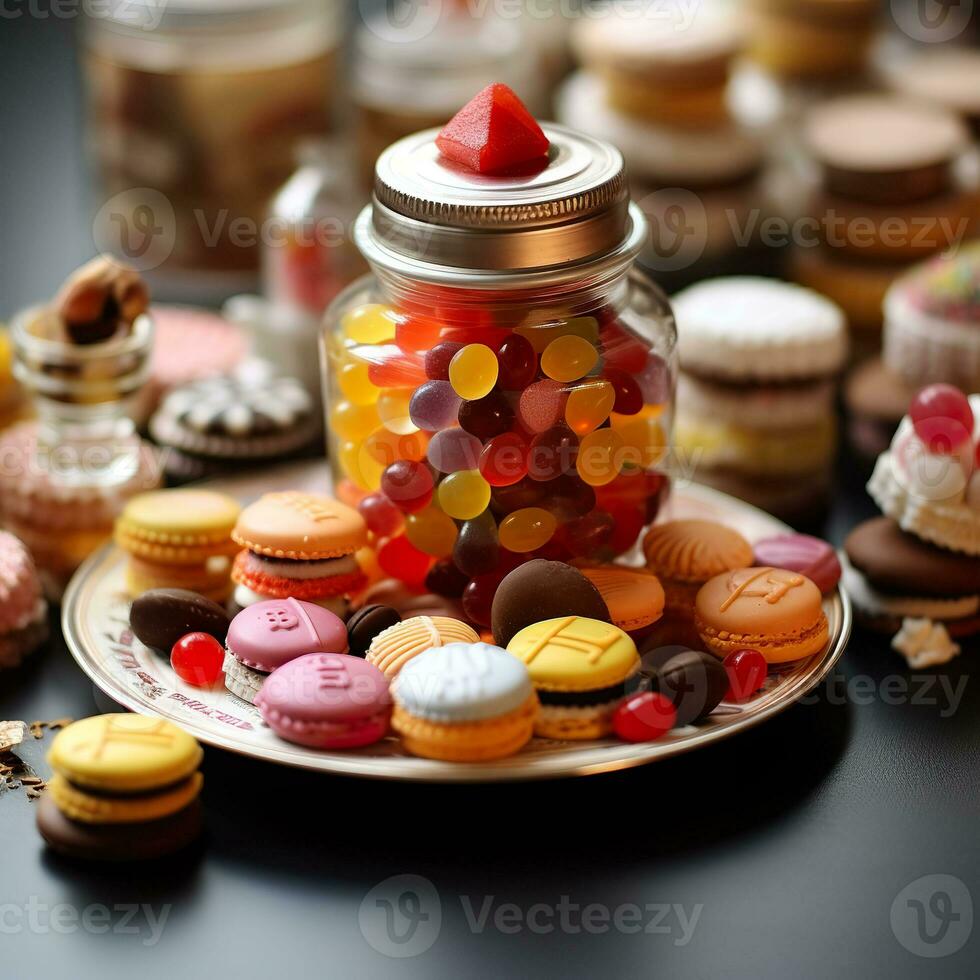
<box><xmin>2</xmin><ymin>14</ymin><xmax>979</xmax><ymax>980</ymax></box>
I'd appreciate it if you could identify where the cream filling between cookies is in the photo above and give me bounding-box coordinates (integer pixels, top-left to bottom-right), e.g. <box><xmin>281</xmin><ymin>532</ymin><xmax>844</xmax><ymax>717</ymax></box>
<box><xmin>841</xmin><ymin>560</ymin><xmax>980</xmax><ymax>621</ymax></box>
<box><xmin>247</xmin><ymin>554</ymin><xmax>359</xmax><ymax>580</ymax></box>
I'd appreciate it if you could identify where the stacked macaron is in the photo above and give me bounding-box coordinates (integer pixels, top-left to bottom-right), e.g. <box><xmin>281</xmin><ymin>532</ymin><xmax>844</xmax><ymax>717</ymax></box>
<box><xmin>847</xmin><ymin>384</ymin><xmax>980</xmax><ymax>665</ymax></box>
<box><xmin>672</xmin><ymin>277</ymin><xmax>847</xmax><ymax>522</ymax></box>
<box><xmin>115</xmin><ymin>489</ymin><xmax>241</xmax><ymax>602</ymax></box>
<box><xmin>0</xmin><ymin>530</ymin><xmax>48</xmax><ymax>669</ymax></box>
<box><xmin>230</xmin><ymin>491</ymin><xmax>368</xmax><ymax>616</ymax></box>
<box><xmin>37</xmin><ymin>714</ymin><xmax>204</xmax><ymax>862</ymax></box>
<box><xmin>223</xmin><ymin>597</ymin><xmax>349</xmax><ymax>704</ymax></box>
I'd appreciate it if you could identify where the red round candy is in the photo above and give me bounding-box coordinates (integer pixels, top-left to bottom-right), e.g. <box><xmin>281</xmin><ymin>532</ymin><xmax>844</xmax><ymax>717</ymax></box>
<box><xmin>424</xmin><ymin>341</ymin><xmax>465</xmax><ymax>381</ymax></box>
<box><xmin>459</xmin><ymin>389</ymin><xmax>514</xmax><ymax>441</ymax></box>
<box><xmin>613</xmin><ymin>692</ymin><xmax>677</xmax><ymax>742</ymax></box>
<box><xmin>171</xmin><ymin>632</ymin><xmax>224</xmax><ymax>687</ymax></box>
<box><xmin>528</xmin><ymin>425</ymin><xmax>579</xmax><ymax>481</ymax></box>
<box><xmin>425</xmin><ymin>559</ymin><xmax>470</xmax><ymax>599</ymax></box>
<box><xmin>601</xmin><ymin>323</ymin><xmax>649</xmax><ymax>373</ymax></box>
<box><xmin>563</xmin><ymin>509</ymin><xmax>615</xmax><ymax>558</ymax></box>
<box><xmin>480</xmin><ymin>431</ymin><xmax>530</xmax><ymax>487</ymax></box>
<box><xmin>380</xmin><ymin>460</ymin><xmax>434</xmax><ymax>513</ymax></box>
<box><xmin>723</xmin><ymin>649</ymin><xmax>768</xmax><ymax>702</ymax></box>
<box><xmin>378</xmin><ymin>535</ymin><xmax>432</xmax><ymax>590</ymax></box>
<box><xmin>603</xmin><ymin>368</ymin><xmax>644</xmax><ymax>415</ymax></box>
<box><xmin>358</xmin><ymin>492</ymin><xmax>404</xmax><ymax>537</ymax></box>
<box><xmin>910</xmin><ymin>383</ymin><xmax>974</xmax><ymax>454</ymax></box>
<box><xmin>396</xmin><ymin>315</ymin><xmax>443</xmax><ymax>353</ymax></box>
<box><xmin>607</xmin><ymin>503</ymin><xmax>646</xmax><ymax>556</ymax></box>
<box><xmin>366</xmin><ymin>347</ymin><xmax>426</xmax><ymax>388</ymax></box>
<box><xmin>461</xmin><ymin>572</ymin><xmax>504</xmax><ymax>627</ymax></box>
<box><xmin>496</xmin><ymin>335</ymin><xmax>538</xmax><ymax>390</ymax></box>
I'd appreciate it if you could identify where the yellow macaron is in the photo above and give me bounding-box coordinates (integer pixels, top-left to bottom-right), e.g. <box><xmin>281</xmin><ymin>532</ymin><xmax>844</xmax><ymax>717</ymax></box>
<box><xmin>47</xmin><ymin>771</ymin><xmax>203</xmax><ymax>824</ymax></box>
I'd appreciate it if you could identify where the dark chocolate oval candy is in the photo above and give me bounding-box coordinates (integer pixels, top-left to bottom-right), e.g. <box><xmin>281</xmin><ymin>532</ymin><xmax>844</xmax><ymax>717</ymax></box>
<box><xmin>346</xmin><ymin>604</ymin><xmax>401</xmax><ymax>659</ymax></box>
<box><xmin>653</xmin><ymin>650</ymin><xmax>728</xmax><ymax>726</ymax></box>
<box><xmin>130</xmin><ymin>589</ymin><xmax>231</xmax><ymax>654</ymax></box>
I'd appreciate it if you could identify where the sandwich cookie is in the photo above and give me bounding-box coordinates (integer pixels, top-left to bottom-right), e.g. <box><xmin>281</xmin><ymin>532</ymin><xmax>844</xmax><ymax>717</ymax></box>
<box><xmin>392</xmin><ymin>642</ymin><xmax>537</xmax><ymax>761</ymax></box>
<box><xmin>506</xmin><ymin>616</ymin><xmax>639</xmax><ymax>740</ymax></box>
<box><xmin>38</xmin><ymin>714</ymin><xmax>204</xmax><ymax>862</ymax></box>
<box><xmin>752</xmin><ymin>534</ymin><xmax>841</xmax><ymax>594</ymax></box>
<box><xmin>223</xmin><ymin>597</ymin><xmax>348</xmax><ymax>704</ymax></box>
<box><xmin>574</xmin><ymin>564</ymin><xmax>665</xmax><ymax>636</ymax></box>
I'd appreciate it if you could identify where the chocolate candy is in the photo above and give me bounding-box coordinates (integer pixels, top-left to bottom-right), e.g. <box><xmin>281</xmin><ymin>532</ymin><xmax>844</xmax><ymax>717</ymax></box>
<box><xmin>130</xmin><ymin>588</ymin><xmax>231</xmax><ymax>653</ymax></box>
<box><xmin>647</xmin><ymin>649</ymin><xmax>728</xmax><ymax>726</ymax></box>
<box><xmin>346</xmin><ymin>604</ymin><xmax>401</xmax><ymax>659</ymax></box>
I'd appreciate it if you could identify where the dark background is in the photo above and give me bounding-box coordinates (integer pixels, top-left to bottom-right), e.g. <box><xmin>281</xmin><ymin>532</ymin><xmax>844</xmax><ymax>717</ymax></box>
<box><xmin>2</xmin><ymin>9</ymin><xmax>980</xmax><ymax>980</ymax></box>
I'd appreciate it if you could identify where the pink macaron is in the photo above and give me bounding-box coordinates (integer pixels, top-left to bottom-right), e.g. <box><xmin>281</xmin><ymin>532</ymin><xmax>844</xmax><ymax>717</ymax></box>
<box><xmin>256</xmin><ymin>653</ymin><xmax>391</xmax><ymax>749</ymax></box>
<box><xmin>0</xmin><ymin>530</ymin><xmax>48</xmax><ymax>668</ymax></box>
<box><xmin>225</xmin><ymin>597</ymin><xmax>347</xmax><ymax>673</ymax></box>
<box><xmin>752</xmin><ymin>534</ymin><xmax>842</xmax><ymax>594</ymax></box>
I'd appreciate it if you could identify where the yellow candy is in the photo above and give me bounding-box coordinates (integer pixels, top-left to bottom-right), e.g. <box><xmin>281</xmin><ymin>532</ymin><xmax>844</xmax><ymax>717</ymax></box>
<box><xmin>437</xmin><ymin>470</ymin><xmax>491</xmax><ymax>521</ymax></box>
<box><xmin>611</xmin><ymin>407</ymin><xmax>666</xmax><ymax>470</ymax></box>
<box><xmin>564</xmin><ymin>380</ymin><xmax>615</xmax><ymax>435</ymax></box>
<box><xmin>449</xmin><ymin>344</ymin><xmax>498</xmax><ymax>400</ymax></box>
<box><xmin>541</xmin><ymin>335</ymin><xmax>599</xmax><ymax>383</ymax></box>
<box><xmin>342</xmin><ymin>303</ymin><xmax>398</xmax><ymax>344</ymax></box>
<box><xmin>406</xmin><ymin>507</ymin><xmax>458</xmax><ymax>557</ymax></box>
<box><xmin>499</xmin><ymin>507</ymin><xmax>556</xmax><ymax>552</ymax></box>
<box><xmin>363</xmin><ymin>428</ymin><xmax>429</xmax><ymax>468</ymax></box>
<box><xmin>339</xmin><ymin>440</ymin><xmax>384</xmax><ymax>491</ymax></box>
<box><xmin>377</xmin><ymin>388</ymin><xmax>419</xmax><ymax>435</ymax></box>
<box><xmin>515</xmin><ymin>316</ymin><xmax>599</xmax><ymax>354</ymax></box>
<box><xmin>576</xmin><ymin>429</ymin><xmax>624</xmax><ymax>487</ymax></box>
<box><xmin>331</xmin><ymin>401</ymin><xmax>381</xmax><ymax>441</ymax></box>
<box><xmin>338</xmin><ymin>361</ymin><xmax>380</xmax><ymax>406</ymax></box>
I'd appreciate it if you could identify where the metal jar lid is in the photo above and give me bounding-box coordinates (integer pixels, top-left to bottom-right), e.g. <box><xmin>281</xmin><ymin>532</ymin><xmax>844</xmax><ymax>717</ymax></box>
<box><xmin>355</xmin><ymin>123</ymin><xmax>648</xmax><ymax>286</ymax></box>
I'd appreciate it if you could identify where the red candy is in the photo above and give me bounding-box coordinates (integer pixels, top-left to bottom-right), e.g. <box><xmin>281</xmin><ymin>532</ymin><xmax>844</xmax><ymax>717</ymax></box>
<box><xmin>366</xmin><ymin>346</ymin><xmax>426</xmax><ymax>388</ymax></box>
<box><xmin>378</xmin><ymin>535</ymin><xmax>432</xmax><ymax>590</ymax></box>
<box><xmin>396</xmin><ymin>315</ymin><xmax>443</xmax><ymax>353</ymax></box>
<box><xmin>910</xmin><ymin>383</ymin><xmax>974</xmax><ymax>454</ymax></box>
<box><xmin>480</xmin><ymin>431</ymin><xmax>529</xmax><ymax>487</ymax></box>
<box><xmin>723</xmin><ymin>649</ymin><xmax>768</xmax><ymax>702</ymax></box>
<box><xmin>603</xmin><ymin>368</ymin><xmax>644</xmax><ymax>416</ymax></box>
<box><xmin>519</xmin><ymin>379</ymin><xmax>567</xmax><ymax>433</ymax></box>
<box><xmin>435</xmin><ymin>83</ymin><xmax>550</xmax><ymax>175</ymax></box>
<box><xmin>601</xmin><ymin>322</ymin><xmax>649</xmax><ymax>373</ymax></box>
<box><xmin>358</xmin><ymin>492</ymin><xmax>404</xmax><ymax>538</ymax></box>
<box><xmin>461</xmin><ymin>572</ymin><xmax>504</xmax><ymax>627</ymax></box>
<box><xmin>425</xmin><ymin>559</ymin><xmax>470</xmax><ymax>599</ymax></box>
<box><xmin>528</xmin><ymin>425</ymin><xmax>579</xmax><ymax>481</ymax></box>
<box><xmin>380</xmin><ymin>460</ymin><xmax>434</xmax><ymax>513</ymax></box>
<box><xmin>562</xmin><ymin>509</ymin><xmax>614</xmax><ymax>558</ymax></box>
<box><xmin>171</xmin><ymin>632</ymin><xmax>224</xmax><ymax>687</ymax></box>
<box><xmin>458</xmin><ymin>389</ymin><xmax>514</xmax><ymax>441</ymax></box>
<box><xmin>613</xmin><ymin>692</ymin><xmax>677</xmax><ymax>742</ymax></box>
<box><xmin>496</xmin><ymin>335</ymin><xmax>538</xmax><ymax>390</ymax></box>
<box><xmin>424</xmin><ymin>341</ymin><xmax>465</xmax><ymax>381</ymax></box>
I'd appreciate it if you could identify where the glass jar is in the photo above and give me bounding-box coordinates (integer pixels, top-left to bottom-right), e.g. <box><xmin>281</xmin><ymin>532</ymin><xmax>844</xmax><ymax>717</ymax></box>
<box><xmin>83</xmin><ymin>0</ymin><xmax>343</xmax><ymax>302</ymax></box>
<box><xmin>321</xmin><ymin>123</ymin><xmax>676</xmax><ymax>624</ymax></box>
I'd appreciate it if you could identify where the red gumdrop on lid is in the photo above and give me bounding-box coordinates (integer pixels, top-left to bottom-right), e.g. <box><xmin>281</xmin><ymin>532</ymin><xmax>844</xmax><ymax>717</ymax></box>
<box><xmin>910</xmin><ymin>384</ymin><xmax>974</xmax><ymax>454</ymax></box>
<box><xmin>613</xmin><ymin>692</ymin><xmax>677</xmax><ymax>742</ymax></box>
<box><xmin>435</xmin><ymin>83</ymin><xmax>550</xmax><ymax>175</ymax></box>
<box><xmin>171</xmin><ymin>632</ymin><xmax>224</xmax><ymax>687</ymax></box>
<box><xmin>723</xmin><ymin>649</ymin><xmax>767</xmax><ymax>702</ymax></box>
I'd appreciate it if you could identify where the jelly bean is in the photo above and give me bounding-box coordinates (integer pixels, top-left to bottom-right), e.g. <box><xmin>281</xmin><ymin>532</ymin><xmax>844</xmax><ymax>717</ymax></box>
<box><xmin>565</xmin><ymin>380</ymin><xmax>615</xmax><ymax>435</ymax></box>
<box><xmin>496</xmin><ymin>335</ymin><xmax>537</xmax><ymax>390</ymax></box>
<box><xmin>363</xmin><ymin>427</ymin><xmax>429</xmax><ymax>467</ymax></box>
<box><xmin>461</xmin><ymin>572</ymin><xmax>504</xmax><ymax>628</ymax></box>
<box><xmin>576</xmin><ymin>428</ymin><xmax>624</xmax><ymax>487</ymax></box>
<box><xmin>637</xmin><ymin>352</ymin><xmax>670</xmax><ymax>406</ymax></box>
<box><xmin>378</xmin><ymin>535</ymin><xmax>432</xmax><ymax>591</ymax></box>
<box><xmin>724</xmin><ymin>649</ymin><xmax>768</xmax><ymax>702</ymax></box>
<box><xmin>358</xmin><ymin>492</ymin><xmax>405</xmax><ymax>538</ymax></box>
<box><xmin>380</xmin><ymin>459</ymin><xmax>434</xmax><ymax>513</ymax></box>
<box><xmin>377</xmin><ymin>388</ymin><xmax>419</xmax><ymax>435</ymax></box>
<box><xmin>603</xmin><ymin>369</ymin><xmax>644</xmax><ymax>416</ymax></box>
<box><xmin>442</xmin><ymin>325</ymin><xmax>510</xmax><ymax>350</ymax></box>
<box><xmin>427</xmin><ymin>428</ymin><xmax>483</xmax><ymax>473</ymax></box>
<box><xmin>425</xmin><ymin>341</ymin><xmax>465</xmax><ymax>381</ymax></box>
<box><xmin>396</xmin><ymin>314</ymin><xmax>442</xmax><ymax>353</ymax></box>
<box><xmin>518</xmin><ymin>379</ymin><xmax>567</xmax><ymax>433</ymax></box>
<box><xmin>453</xmin><ymin>511</ymin><xmax>500</xmax><ymax>577</ymax></box>
<box><xmin>449</xmin><ymin>344</ymin><xmax>498</xmax><ymax>400</ymax></box>
<box><xmin>563</xmin><ymin>509</ymin><xmax>615</xmax><ymax>558</ymax></box>
<box><xmin>499</xmin><ymin>507</ymin><xmax>556</xmax><ymax>552</ymax></box>
<box><xmin>541</xmin><ymin>334</ymin><xmax>599</xmax><ymax>383</ymax></box>
<box><xmin>331</xmin><ymin>400</ymin><xmax>381</xmax><ymax>441</ymax></box>
<box><xmin>339</xmin><ymin>440</ymin><xmax>384</xmax><ymax>491</ymax></box>
<box><xmin>611</xmin><ymin>408</ymin><xmax>666</xmax><ymax>471</ymax></box>
<box><xmin>515</xmin><ymin>315</ymin><xmax>599</xmax><ymax>353</ymax></box>
<box><xmin>342</xmin><ymin>303</ymin><xmax>398</xmax><ymax>344</ymax></box>
<box><xmin>337</xmin><ymin>361</ymin><xmax>380</xmax><ymax>406</ymax></box>
<box><xmin>600</xmin><ymin>322</ymin><xmax>649</xmax><ymax>373</ymax></box>
<box><xmin>606</xmin><ymin>502</ymin><xmax>646</xmax><ymax>556</ymax></box>
<box><xmin>490</xmin><ymin>476</ymin><xmax>547</xmax><ymax>516</ymax></box>
<box><xmin>406</xmin><ymin>507</ymin><xmax>458</xmax><ymax>558</ymax></box>
<box><xmin>528</xmin><ymin>425</ymin><xmax>579</xmax><ymax>482</ymax></box>
<box><xmin>171</xmin><ymin>633</ymin><xmax>224</xmax><ymax>687</ymax></box>
<box><xmin>425</xmin><ymin>559</ymin><xmax>470</xmax><ymax>599</ymax></box>
<box><xmin>458</xmin><ymin>389</ymin><xmax>514</xmax><ymax>441</ymax></box>
<box><xmin>336</xmin><ymin>478</ymin><xmax>368</xmax><ymax>509</ymax></box>
<box><xmin>645</xmin><ymin>472</ymin><xmax>670</xmax><ymax>524</ymax></box>
<box><xmin>595</xmin><ymin>470</ymin><xmax>647</xmax><ymax>514</ymax></box>
<box><xmin>438</xmin><ymin>469</ymin><xmax>491</xmax><ymax>520</ymax></box>
<box><xmin>479</xmin><ymin>431</ymin><xmax>529</xmax><ymax>487</ymax></box>
<box><xmin>365</xmin><ymin>345</ymin><xmax>427</xmax><ymax>389</ymax></box>
<box><xmin>544</xmin><ymin>473</ymin><xmax>597</xmax><ymax>520</ymax></box>
<box><xmin>613</xmin><ymin>692</ymin><xmax>676</xmax><ymax>742</ymax></box>
<box><xmin>911</xmin><ymin>383</ymin><xmax>974</xmax><ymax>453</ymax></box>
<box><xmin>409</xmin><ymin>381</ymin><xmax>462</xmax><ymax>432</ymax></box>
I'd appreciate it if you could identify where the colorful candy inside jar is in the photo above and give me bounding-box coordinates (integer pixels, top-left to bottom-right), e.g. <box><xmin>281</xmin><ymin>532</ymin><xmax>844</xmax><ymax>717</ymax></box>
<box><xmin>322</xmin><ymin>85</ymin><xmax>676</xmax><ymax>626</ymax></box>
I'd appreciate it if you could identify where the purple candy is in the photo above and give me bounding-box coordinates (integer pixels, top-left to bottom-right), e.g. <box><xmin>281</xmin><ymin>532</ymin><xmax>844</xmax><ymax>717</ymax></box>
<box><xmin>752</xmin><ymin>534</ymin><xmax>842</xmax><ymax>594</ymax></box>
<box><xmin>409</xmin><ymin>380</ymin><xmax>462</xmax><ymax>432</ymax></box>
<box><xmin>427</xmin><ymin>428</ymin><xmax>483</xmax><ymax>473</ymax></box>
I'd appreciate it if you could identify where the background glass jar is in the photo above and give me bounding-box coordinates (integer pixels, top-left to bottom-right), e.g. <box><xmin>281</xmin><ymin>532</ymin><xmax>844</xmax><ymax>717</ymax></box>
<box><xmin>321</xmin><ymin>122</ymin><xmax>676</xmax><ymax>627</ymax></box>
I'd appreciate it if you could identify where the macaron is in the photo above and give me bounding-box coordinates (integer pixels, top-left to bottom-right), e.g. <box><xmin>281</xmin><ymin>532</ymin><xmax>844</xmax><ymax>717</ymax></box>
<box><xmin>366</xmin><ymin>615</ymin><xmax>479</xmax><ymax>679</ymax></box>
<box><xmin>0</xmin><ymin>530</ymin><xmax>48</xmax><ymax>669</ymax></box>
<box><xmin>38</xmin><ymin>713</ymin><xmax>204</xmax><ymax>861</ymax></box>
<box><xmin>752</xmin><ymin>534</ymin><xmax>841</xmax><ymax>594</ymax></box>
<box><xmin>115</xmin><ymin>489</ymin><xmax>241</xmax><ymax>601</ymax></box>
<box><xmin>695</xmin><ymin>567</ymin><xmax>829</xmax><ymax>664</ymax></box>
<box><xmin>575</xmin><ymin>564</ymin><xmax>665</xmax><ymax>635</ymax></box>
<box><xmin>223</xmin><ymin>597</ymin><xmax>348</xmax><ymax>705</ymax></box>
<box><xmin>256</xmin><ymin>653</ymin><xmax>392</xmax><ymax>749</ymax></box>
<box><xmin>231</xmin><ymin>491</ymin><xmax>368</xmax><ymax>610</ymax></box>
<box><xmin>506</xmin><ymin>616</ymin><xmax>639</xmax><ymax>740</ymax></box>
<box><xmin>392</xmin><ymin>642</ymin><xmax>537</xmax><ymax>761</ymax></box>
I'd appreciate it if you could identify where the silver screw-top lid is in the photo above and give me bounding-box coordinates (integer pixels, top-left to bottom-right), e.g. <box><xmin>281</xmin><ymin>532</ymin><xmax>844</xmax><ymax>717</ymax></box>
<box><xmin>355</xmin><ymin>124</ymin><xmax>647</xmax><ymax>285</ymax></box>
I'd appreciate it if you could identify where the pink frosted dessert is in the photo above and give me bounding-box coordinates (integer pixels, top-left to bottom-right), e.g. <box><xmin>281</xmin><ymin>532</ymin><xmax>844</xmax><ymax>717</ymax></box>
<box><xmin>752</xmin><ymin>534</ymin><xmax>842</xmax><ymax>594</ymax></box>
